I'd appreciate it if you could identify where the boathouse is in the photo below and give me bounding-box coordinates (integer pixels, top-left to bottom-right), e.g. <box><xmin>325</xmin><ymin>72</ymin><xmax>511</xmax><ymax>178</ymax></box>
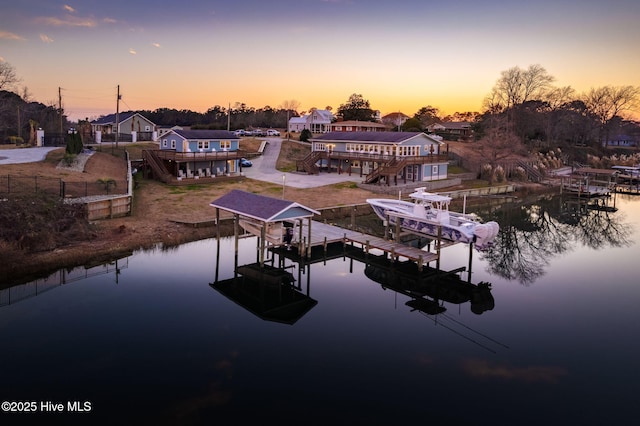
<box><xmin>210</xmin><ymin>190</ymin><xmax>320</xmax><ymax>265</ymax></box>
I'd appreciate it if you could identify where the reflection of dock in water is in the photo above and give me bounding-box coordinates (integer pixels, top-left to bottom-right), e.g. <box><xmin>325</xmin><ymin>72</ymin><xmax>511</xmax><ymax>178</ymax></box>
<box><xmin>210</xmin><ymin>263</ymin><xmax>317</xmax><ymax>325</ymax></box>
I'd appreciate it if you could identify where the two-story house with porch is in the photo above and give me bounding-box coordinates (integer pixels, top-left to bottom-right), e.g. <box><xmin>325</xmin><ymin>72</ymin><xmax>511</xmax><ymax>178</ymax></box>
<box><xmin>298</xmin><ymin>132</ymin><xmax>448</xmax><ymax>185</ymax></box>
<box><xmin>288</xmin><ymin>109</ymin><xmax>334</xmax><ymax>133</ymax></box>
<box><xmin>143</xmin><ymin>129</ymin><xmax>245</xmax><ymax>183</ymax></box>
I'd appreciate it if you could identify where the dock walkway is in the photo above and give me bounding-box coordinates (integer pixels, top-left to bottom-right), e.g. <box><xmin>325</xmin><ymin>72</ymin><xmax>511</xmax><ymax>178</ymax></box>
<box><xmin>300</xmin><ymin>220</ymin><xmax>439</xmax><ymax>265</ymax></box>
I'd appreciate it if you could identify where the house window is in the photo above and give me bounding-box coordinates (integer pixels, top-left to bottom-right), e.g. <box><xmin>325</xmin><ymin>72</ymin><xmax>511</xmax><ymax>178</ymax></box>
<box><xmin>145</xmin><ymin>126</ymin><xmax>151</xmax><ymax>132</ymax></box>
<box><xmin>162</xmin><ymin>139</ymin><xmax>168</xmax><ymax>148</ymax></box>
<box><xmin>432</xmin><ymin>165</ymin><xmax>439</xmax><ymax>175</ymax></box>
<box><xmin>406</xmin><ymin>165</ymin><xmax>418</xmax><ymax>180</ymax></box>
<box><xmin>171</xmin><ymin>140</ymin><xmax>176</xmax><ymax>149</ymax></box>
<box><xmin>220</xmin><ymin>140</ymin><xmax>230</xmax><ymax>149</ymax></box>
<box><xmin>198</xmin><ymin>141</ymin><xmax>210</xmax><ymax>150</ymax></box>
<box><xmin>346</xmin><ymin>126</ymin><xmax>352</xmax><ymax>131</ymax></box>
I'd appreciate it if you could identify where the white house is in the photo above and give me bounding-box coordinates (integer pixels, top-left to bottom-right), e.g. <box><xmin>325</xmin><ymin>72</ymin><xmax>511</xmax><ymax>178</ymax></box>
<box><xmin>288</xmin><ymin>109</ymin><xmax>334</xmax><ymax>133</ymax></box>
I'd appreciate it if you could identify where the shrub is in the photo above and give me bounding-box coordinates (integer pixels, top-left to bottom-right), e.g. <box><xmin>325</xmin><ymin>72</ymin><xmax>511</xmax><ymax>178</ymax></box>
<box><xmin>480</xmin><ymin>164</ymin><xmax>493</xmax><ymax>180</ymax></box>
<box><xmin>0</xmin><ymin>193</ymin><xmax>92</xmax><ymax>253</ymax></box>
<box><xmin>299</xmin><ymin>129</ymin><xmax>312</xmax><ymax>142</ymax></box>
<box><xmin>512</xmin><ymin>166</ymin><xmax>528</xmax><ymax>181</ymax></box>
<box><xmin>65</xmin><ymin>131</ymin><xmax>83</xmax><ymax>155</ymax></box>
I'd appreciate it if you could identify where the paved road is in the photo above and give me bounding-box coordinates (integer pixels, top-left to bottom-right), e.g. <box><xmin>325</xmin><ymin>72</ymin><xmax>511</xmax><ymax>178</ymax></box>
<box><xmin>242</xmin><ymin>138</ymin><xmax>363</xmax><ymax>188</ymax></box>
<box><xmin>0</xmin><ymin>147</ymin><xmax>60</xmax><ymax>165</ymax></box>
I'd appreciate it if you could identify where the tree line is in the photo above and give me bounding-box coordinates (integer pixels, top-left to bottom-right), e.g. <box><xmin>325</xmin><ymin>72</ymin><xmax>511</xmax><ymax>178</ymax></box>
<box><xmin>1</xmin><ymin>60</ymin><xmax>638</xmax><ymax>154</ymax></box>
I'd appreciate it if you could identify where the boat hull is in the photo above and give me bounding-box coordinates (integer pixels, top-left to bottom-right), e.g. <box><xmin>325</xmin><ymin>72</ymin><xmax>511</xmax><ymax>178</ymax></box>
<box><xmin>367</xmin><ymin>198</ymin><xmax>499</xmax><ymax>248</ymax></box>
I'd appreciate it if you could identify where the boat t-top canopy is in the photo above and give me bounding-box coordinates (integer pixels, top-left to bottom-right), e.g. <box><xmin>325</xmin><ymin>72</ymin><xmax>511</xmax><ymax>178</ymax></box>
<box><xmin>409</xmin><ymin>187</ymin><xmax>452</xmax><ymax>204</ymax></box>
<box><xmin>210</xmin><ymin>189</ymin><xmax>320</xmax><ymax>223</ymax></box>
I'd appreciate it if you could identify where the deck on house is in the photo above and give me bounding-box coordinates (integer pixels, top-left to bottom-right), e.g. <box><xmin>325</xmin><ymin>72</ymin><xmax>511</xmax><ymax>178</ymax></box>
<box><xmin>298</xmin><ymin>220</ymin><xmax>440</xmax><ymax>265</ymax></box>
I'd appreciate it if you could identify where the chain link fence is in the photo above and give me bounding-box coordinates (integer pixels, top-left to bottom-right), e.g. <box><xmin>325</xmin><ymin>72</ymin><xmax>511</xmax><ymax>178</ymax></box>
<box><xmin>0</xmin><ymin>175</ymin><xmax>128</xmax><ymax>198</ymax></box>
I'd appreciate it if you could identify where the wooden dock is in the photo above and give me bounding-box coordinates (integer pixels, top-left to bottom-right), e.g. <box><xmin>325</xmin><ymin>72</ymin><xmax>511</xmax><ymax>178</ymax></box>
<box><xmin>298</xmin><ymin>220</ymin><xmax>440</xmax><ymax>266</ymax></box>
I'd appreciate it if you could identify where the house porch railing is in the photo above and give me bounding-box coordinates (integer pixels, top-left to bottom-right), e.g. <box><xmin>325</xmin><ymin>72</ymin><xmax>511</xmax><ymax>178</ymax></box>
<box><xmin>152</xmin><ymin>149</ymin><xmax>247</xmax><ymax>163</ymax></box>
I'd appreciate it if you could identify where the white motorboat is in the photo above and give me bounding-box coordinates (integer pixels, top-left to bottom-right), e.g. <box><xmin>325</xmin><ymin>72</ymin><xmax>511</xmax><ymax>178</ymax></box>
<box><xmin>367</xmin><ymin>188</ymin><xmax>500</xmax><ymax>249</ymax></box>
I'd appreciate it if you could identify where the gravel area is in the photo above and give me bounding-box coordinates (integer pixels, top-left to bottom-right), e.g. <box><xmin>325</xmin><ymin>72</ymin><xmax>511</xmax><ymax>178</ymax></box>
<box><xmin>56</xmin><ymin>149</ymin><xmax>95</xmax><ymax>172</ymax></box>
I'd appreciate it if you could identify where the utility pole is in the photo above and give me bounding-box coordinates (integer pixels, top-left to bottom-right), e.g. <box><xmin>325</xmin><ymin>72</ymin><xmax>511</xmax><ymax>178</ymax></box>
<box><xmin>17</xmin><ymin>106</ymin><xmax>21</xmax><ymax>139</ymax></box>
<box><xmin>115</xmin><ymin>85</ymin><xmax>120</xmax><ymax>150</ymax></box>
<box><xmin>227</xmin><ymin>102</ymin><xmax>230</xmax><ymax>131</ymax></box>
<box><xmin>59</xmin><ymin>87</ymin><xmax>63</xmax><ymax>135</ymax></box>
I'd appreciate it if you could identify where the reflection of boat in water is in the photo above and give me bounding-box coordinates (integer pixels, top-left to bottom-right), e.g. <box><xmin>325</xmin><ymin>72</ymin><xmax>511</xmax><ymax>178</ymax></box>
<box><xmin>211</xmin><ymin>263</ymin><xmax>317</xmax><ymax>325</ymax></box>
<box><xmin>352</xmin><ymin>251</ymin><xmax>505</xmax><ymax>352</ymax></box>
<box><xmin>362</xmin><ymin>256</ymin><xmax>495</xmax><ymax>315</ymax></box>
<box><xmin>367</xmin><ymin>188</ymin><xmax>500</xmax><ymax>249</ymax></box>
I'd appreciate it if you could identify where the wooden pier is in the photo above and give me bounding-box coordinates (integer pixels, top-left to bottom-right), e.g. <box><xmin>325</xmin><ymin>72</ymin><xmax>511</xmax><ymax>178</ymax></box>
<box><xmin>296</xmin><ymin>220</ymin><xmax>441</xmax><ymax>269</ymax></box>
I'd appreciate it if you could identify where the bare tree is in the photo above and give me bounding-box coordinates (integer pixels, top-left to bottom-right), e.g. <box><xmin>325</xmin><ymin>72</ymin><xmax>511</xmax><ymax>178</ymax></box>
<box><xmin>583</xmin><ymin>85</ymin><xmax>640</xmax><ymax>143</ymax></box>
<box><xmin>472</xmin><ymin>115</ymin><xmax>526</xmax><ymax>184</ymax></box>
<box><xmin>0</xmin><ymin>61</ymin><xmax>21</xmax><ymax>92</ymax></box>
<box><xmin>280</xmin><ymin>99</ymin><xmax>300</xmax><ymax>139</ymax></box>
<box><xmin>486</xmin><ymin>64</ymin><xmax>556</xmax><ymax>111</ymax></box>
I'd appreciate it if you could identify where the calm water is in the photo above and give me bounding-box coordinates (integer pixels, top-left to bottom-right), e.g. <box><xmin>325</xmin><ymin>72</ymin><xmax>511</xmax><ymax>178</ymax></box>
<box><xmin>1</xmin><ymin>193</ymin><xmax>639</xmax><ymax>425</ymax></box>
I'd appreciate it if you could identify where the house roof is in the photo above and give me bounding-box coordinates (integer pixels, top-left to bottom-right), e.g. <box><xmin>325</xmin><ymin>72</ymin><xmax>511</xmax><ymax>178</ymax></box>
<box><xmin>210</xmin><ymin>190</ymin><xmax>320</xmax><ymax>223</ymax></box>
<box><xmin>431</xmin><ymin>121</ymin><xmax>471</xmax><ymax>130</ymax></box>
<box><xmin>92</xmin><ymin>111</ymin><xmax>147</xmax><ymax>125</ymax></box>
<box><xmin>381</xmin><ymin>112</ymin><xmax>409</xmax><ymax>120</ymax></box>
<box><xmin>309</xmin><ymin>109</ymin><xmax>333</xmax><ymax>120</ymax></box>
<box><xmin>311</xmin><ymin>131</ymin><xmax>442</xmax><ymax>144</ymax></box>
<box><xmin>172</xmin><ymin>129</ymin><xmax>238</xmax><ymax>139</ymax></box>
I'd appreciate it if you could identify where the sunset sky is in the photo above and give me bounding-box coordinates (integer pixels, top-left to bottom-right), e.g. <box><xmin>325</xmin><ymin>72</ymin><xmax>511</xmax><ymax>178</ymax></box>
<box><xmin>1</xmin><ymin>0</ymin><xmax>639</xmax><ymax>122</ymax></box>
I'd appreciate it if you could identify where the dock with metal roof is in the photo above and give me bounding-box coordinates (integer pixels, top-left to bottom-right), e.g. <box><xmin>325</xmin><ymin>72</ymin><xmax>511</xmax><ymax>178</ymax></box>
<box><xmin>209</xmin><ymin>190</ymin><xmax>443</xmax><ymax>270</ymax></box>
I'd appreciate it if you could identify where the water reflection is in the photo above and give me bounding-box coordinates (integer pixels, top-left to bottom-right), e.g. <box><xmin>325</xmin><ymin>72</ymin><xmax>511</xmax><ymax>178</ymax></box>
<box><xmin>0</xmin><ymin>256</ymin><xmax>129</xmax><ymax>307</ymax></box>
<box><xmin>211</xmin><ymin>262</ymin><xmax>317</xmax><ymax>325</ymax></box>
<box><xmin>479</xmin><ymin>193</ymin><xmax>633</xmax><ymax>285</ymax></box>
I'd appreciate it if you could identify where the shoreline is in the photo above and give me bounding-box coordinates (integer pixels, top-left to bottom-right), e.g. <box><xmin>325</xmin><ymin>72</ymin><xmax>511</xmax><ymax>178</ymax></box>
<box><xmin>2</xmin><ymin>184</ymin><xmax>556</xmax><ymax>287</ymax></box>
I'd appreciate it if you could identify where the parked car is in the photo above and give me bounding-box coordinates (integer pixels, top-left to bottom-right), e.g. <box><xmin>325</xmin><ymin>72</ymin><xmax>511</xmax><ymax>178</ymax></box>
<box><xmin>240</xmin><ymin>158</ymin><xmax>252</xmax><ymax>167</ymax></box>
<box><xmin>233</xmin><ymin>129</ymin><xmax>245</xmax><ymax>136</ymax></box>
<box><xmin>252</xmin><ymin>129</ymin><xmax>266</xmax><ymax>136</ymax></box>
<box><xmin>266</xmin><ymin>129</ymin><xmax>280</xmax><ymax>136</ymax></box>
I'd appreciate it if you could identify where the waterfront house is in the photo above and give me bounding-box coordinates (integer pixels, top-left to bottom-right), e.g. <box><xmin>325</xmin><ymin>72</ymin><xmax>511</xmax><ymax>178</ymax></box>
<box><xmin>298</xmin><ymin>131</ymin><xmax>448</xmax><ymax>185</ymax></box>
<box><xmin>143</xmin><ymin>129</ymin><xmax>246</xmax><ymax>183</ymax></box>
<box><xmin>91</xmin><ymin>112</ymin><xmax>156</xmax><ymax>142</ymax></box>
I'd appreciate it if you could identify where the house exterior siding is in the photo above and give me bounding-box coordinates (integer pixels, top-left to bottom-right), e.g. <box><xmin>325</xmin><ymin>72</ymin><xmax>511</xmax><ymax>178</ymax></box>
<box><xmin>309</xmin><ymin>132</ymin><xmax>449</xmax><ymax>182</ymax></box>
<box><xmin>158</xmin><ymin>129</ymin><xmax>243</xmax><ymax>178</ymax></box>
